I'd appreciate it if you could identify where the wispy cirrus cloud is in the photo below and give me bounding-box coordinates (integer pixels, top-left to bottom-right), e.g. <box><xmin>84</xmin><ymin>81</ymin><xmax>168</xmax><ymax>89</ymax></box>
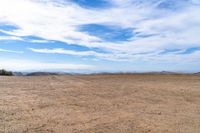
<box><xmin>0</xmin><ymin>0</ymin><xmax>200</xmax><ymax>72</ymax></box>
<box><xmin>29</xmin><ymin>47</ymin><xmax>200</xmax><ymax>63</ymax></box>
<box><xmin>0</xmin><ymin>0</ymin><xmax>199</xmax><ymax>48</ymax></box>
<box><xmin>0</xmin><ymin>48</ymin><xmax>23</xmax><ymax>54</ymax></box>
<box><xmin>0</xmin><ymin>35</ymin><xmax>23</xmax><ymax>41</ymax></box>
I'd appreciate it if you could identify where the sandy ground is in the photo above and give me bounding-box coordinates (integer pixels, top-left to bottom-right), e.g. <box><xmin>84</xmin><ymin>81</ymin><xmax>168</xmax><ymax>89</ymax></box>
<box><xmin>0</xmin><ymin>74</ymin><xmax>200</xmax><ymax>133</ymax></box>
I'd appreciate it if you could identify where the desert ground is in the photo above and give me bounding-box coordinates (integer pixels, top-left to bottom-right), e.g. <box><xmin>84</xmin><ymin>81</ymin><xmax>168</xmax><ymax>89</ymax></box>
<box><xmin>0</xmin><ymin>74</ymin><xmax>200</xmax><ymax>133</ymax></box>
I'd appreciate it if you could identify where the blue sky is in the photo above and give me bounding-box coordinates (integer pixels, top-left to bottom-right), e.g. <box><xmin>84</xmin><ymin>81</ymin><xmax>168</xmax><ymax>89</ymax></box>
<box><xmin>0</xmin><ymin>0</ymin><xmax>200</xmax><ymax>73</ymax></box>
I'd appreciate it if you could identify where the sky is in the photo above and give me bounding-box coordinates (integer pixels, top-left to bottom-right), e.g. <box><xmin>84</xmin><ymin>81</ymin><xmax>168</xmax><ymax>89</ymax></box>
<box><xmin>0</xmin><ymin>0</ymin><xmax>200</xmax><ymax>73</ymax></box>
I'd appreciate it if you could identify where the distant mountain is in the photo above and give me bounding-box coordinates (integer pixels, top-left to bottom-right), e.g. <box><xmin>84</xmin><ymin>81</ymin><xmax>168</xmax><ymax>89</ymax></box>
<box><xmin>2</xmin><ymin>71</ymin><xmax>195</xmax><ymax>76</ymax></box>
<box><xmin>13</xmin><ymin>72</ymin><xmax>24</xmax><ymax>76</ymax></box>
<box><xmin>26</xmin><ymin>72</ymin><xmax>60</xmax><ymax>76</ymax></box>
<box><xmin>154</xmin><ymin>71</ymin><xmax>180</xmax><ymax>74</ymax></box>
<box><xmin>131</xmin><ymin>71</ymin><xmax>180</xmax><ymax>75</ymax></box>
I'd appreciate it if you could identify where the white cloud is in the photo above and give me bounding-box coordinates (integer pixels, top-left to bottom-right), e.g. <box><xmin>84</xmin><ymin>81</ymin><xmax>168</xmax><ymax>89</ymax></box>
<box><xmin>28</xmin><ymin>39</ymin><xmax>50</xmax><ymax>43</ymax></box>
<box><xmin>0</xmin><ymin>0</ymin><xmax>153</xmax><ymax>46</ymax></box>
<box><xmin>0</xmin><ymin>59</ymin><xmax>94</xmax><ymax>71</ymax></box>
<box><xmin>28</xmin><ymin>47</ymin><xmax>200</xmax><ymax>63</ymax></box>
<box><xmin>29</xmin><ymin>47</ymin><xmax>109</xmax><ymax>57</ymax></box>
<box><xmin>0</xmin><ymin>0</ymin><xmax>200</xmax><ymax>61</ymax></box>
<box><xmin>0</xmin><ymin>35</ymin><xmax>23</xmax><ymax>41</ymax></box>
<box><xmin>0</xmin><ymin>48</ymin><xmax>23</xmax><ymax>54</ymax></box>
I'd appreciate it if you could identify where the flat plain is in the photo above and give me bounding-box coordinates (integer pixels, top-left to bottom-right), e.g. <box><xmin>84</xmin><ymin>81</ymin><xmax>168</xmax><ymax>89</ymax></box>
<box><xmin>0</xmin><ymin>74</ymin><xmax>200</xmax><ymax>133</ymax></box>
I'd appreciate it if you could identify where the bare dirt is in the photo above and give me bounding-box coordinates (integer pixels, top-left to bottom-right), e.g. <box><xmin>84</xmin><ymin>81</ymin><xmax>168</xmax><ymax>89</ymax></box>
<box><xmin>0</xmin><ymin>74</ymin><xmax>200</xmax><ymax>133</ymax></box>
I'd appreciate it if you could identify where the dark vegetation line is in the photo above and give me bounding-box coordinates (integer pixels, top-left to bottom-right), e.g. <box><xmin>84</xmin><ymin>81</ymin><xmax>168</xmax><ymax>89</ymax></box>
<box><xmin>0</xmin><ymin>69</ymin><xmax>13</xmax><ymax>76</ymax></box>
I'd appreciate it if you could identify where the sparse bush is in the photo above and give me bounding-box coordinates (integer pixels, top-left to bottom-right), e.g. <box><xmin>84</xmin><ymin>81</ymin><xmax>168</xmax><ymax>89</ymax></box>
<box><xmin>0</xmin><ymin>69</ymin><xmax>13</xmax><ymax>76</ymax></box>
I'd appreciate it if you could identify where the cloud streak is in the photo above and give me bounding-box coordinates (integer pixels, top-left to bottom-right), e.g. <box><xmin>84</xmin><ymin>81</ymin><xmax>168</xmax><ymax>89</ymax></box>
<box><xmin>0</xmin><ymin>59</ymin><xmax>94</xmax><ymax>71</ymax></box>
<box><xmin>29</xmin><ymin>47</ymin><xmax>200</xmax><ymax>63</ymax></box>
<box><xmin>0</xmin><ymin>48</ymin><xmax>23</xmax><ymax>54</ymax></box>
<box><xmin>0</xmin><ymin>0</ymin><xmax>200</xmax><ymax>71</ymax></box>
